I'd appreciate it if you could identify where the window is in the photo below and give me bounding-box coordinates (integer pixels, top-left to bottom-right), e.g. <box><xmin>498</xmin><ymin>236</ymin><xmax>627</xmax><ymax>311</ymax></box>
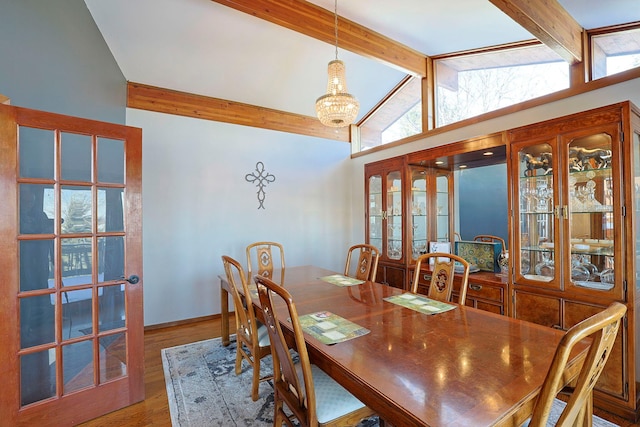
<box><xmin>591</xmin><ymin>26</ymin><xmax>640</xmax><ymax>80</ymax></box>
<box><xmin>435</xmin><ymin>43</ymin><xmax>569</xmax><ymax>127</ymax></box>
<box><xmin>381</xmin><ymin>102</ymin><xmax>421</xmax><ymax>144</ymax></box>
<box><xmin>359</xmin><ymin>76</ymin><xmax>422</xmax><ymax>151</ymax></box>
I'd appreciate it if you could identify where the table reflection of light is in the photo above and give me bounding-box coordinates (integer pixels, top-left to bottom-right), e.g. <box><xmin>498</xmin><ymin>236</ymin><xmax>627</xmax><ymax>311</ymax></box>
<box><xmin>522</xmin><ymin>346</ymin><xmax>533</xmax><ymax>381</ymax></box>
<box><xmin>484</xmin><ymin>394</ymin><xmax>500</xmax><ymax>412</ymax></box>
<box><xmin>397</xmin><ymin>374</ymin><xmax>427</xmax><ymax>402</ymax></box>
<box><xmin>501</xmin><ymin>344</ymin><xmax>510</xmax><ymax>365</ymax></box>
<box><xmin>459</xmin><ymin>354</ymin><xmax>470</xmax><ymax>377</ymax></box>
<box><xmin>436</xmin><ymin>363</ymin><xmax>447</xmax><ymax>387</ymax></box>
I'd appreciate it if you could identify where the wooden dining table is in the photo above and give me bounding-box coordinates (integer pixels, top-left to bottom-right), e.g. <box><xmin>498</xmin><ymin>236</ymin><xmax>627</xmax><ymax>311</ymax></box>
<box><xmin>219</xmin><ymin>265</ymin><xmax>587</xmax><ymax>427</ymax></box>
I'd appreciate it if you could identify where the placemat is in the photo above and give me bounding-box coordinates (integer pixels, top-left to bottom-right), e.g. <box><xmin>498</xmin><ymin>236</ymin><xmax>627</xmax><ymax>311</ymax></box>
<box><xmin>319</xmin><ymin>274</ymin><xmax>365</xmax><ymax>287</ymax></box>
<box><xmin>384</xmin><ymin>293</ymin><xmax>456</xmax><ymax>315</ymax></box>
<box><xmin>298</xmin><ymin>311</ymin><xmax>370</xmax><ymax>344</ymax></box>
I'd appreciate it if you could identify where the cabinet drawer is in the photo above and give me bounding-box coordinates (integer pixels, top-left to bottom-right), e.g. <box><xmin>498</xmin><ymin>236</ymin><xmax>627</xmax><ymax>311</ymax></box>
<box><xmin>474</xmin><ymin>300</ymin><xmax>503</xmax><ymax>315</ymax></box>
<box><xmin>513</xmin><ymin>290</ymin><xmax>561</xmax><ymax>328</ymax></box>
<box><xmin>563</xmin><ymin>300</ymin><xmax>626</xmax><ymax>399</ymax></box>
<box><xmin>466</xmin><ymin>282</ymin><xmax>502</xmax><ymax>303</ymax></box>
<box><xmin>416</xmin><ymin>274</ymin><xmax>504</xmax><ymax>303</ymax></box>
<box><xmin>378</xmin><ymin>264</ymin><xmax>406</xmax><ymax>289</ymax></box>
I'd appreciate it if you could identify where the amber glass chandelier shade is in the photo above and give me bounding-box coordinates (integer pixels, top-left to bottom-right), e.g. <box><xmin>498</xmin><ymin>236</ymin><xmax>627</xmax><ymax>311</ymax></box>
<box><xmin>315</xmin><ymin>60</ymin><xmax>360</xmax><ymax>127</ymax></box>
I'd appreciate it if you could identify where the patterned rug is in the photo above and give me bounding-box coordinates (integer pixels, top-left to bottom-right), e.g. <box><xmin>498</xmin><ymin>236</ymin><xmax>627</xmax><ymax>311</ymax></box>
<box><xmin>161</xmin><ymin>337</ymin><xmax>618</xmax><ymax>427</ymax></box>
<box><xmin>161</xmin><ymin>337</ymin><xmax>379</xmax><ymax>426</ymax></box>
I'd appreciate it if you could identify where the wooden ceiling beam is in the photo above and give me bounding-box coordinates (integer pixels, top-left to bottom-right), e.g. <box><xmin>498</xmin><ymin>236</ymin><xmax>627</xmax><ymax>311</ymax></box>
<box><xmin>488</xmin><ymin>0</ymin><xmax>583</xmax><ymax>64</ymax></box>
<box><xmin>127</xmin><ymin>82</ymin><xmax>350</xmax><ymax>142</ymax></box>
<box><xmin>210</xmin><ymin>0</ymin><xmax>427</xmax><ymax>77</ymax></box>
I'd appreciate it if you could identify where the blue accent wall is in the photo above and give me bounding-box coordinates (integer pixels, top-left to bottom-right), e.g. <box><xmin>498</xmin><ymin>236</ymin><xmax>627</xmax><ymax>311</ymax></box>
<box><xmin>0</xmin><ymin>0</ymin><xmax>126</xmax><ymax>124</ymax></box>
<box><xmin>458</xmin><ymin>163</ymin><xmax>508</xmax><ymax>244</ymax></box>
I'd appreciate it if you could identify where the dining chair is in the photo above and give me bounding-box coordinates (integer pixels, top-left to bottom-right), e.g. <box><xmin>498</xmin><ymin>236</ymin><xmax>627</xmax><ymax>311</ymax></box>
<box><xmin>254</xmin><ymin>275</ymin><xmax>377</xmax><ymax>427</ymax></box>
<box><xmin>473</xmin><ymin>234</ymin><xmax>507</xmax><ymax>252</ymax></box>
<box><xmin>246</xmin><ymin>241</ymin><xmax>285</xmax><ymax>284</ymax></box>
<box><xmin>344</xmin><ymin>244</ymin><xmax>380</xmax><ymax>281</ymax></box>
<box><xmin>411</xmin><ymin>252</ymin><xmax>470</xmax><ymax>305</ymax></box>
<box><xmin>524</xmin><ymin>302</ymin><xmax>627</xmax><ymax>427</ymax></box>
<box><xmin>221</xmin><ymin>255</ymin><xmax>272</xmax><ymax>401</ymax></box>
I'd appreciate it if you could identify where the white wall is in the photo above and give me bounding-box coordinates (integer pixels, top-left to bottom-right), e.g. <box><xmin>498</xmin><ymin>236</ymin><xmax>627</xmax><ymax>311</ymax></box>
<box><xmin>127</xmin><ymin>109</ymin><xmax>361</xmax><ymax>326</ymax></box>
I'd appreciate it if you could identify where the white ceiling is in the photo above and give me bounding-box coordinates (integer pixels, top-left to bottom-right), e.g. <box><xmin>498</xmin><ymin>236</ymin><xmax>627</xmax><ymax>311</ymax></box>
<box><xmin>84</xmin><ymin>0</ymin><xmax>640</xmax><ymax>123</ymax></box>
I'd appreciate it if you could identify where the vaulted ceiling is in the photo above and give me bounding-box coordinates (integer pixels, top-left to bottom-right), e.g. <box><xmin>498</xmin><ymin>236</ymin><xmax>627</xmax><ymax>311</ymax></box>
<box><xmin>85</xmin><ymin>0</ymin><xmax>640</xmax><ymax>141</ymax></box>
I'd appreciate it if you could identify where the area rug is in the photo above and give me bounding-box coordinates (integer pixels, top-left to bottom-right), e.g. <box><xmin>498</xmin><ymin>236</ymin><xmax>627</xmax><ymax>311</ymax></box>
<box><xmin>161</xmin><ymin>337</ymin><xmax>378</xmax><ymax>426</ymax></box>
<box><xmin>161</xmin><ymin>337</ymin><xmax>618</xmax><ymax>427</ymax></box>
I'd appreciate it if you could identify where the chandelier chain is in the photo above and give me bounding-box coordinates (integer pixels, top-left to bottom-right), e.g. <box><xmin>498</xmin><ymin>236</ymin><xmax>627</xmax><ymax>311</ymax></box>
<box><xmin>315</xmin><ymin>0</ymin><xmax>359</xmax><ymax>128</ymax></box>
<box><xmin>334</xmin><ymin>0</ymin><xmax>338</xmax><ymax>60</ymax></box>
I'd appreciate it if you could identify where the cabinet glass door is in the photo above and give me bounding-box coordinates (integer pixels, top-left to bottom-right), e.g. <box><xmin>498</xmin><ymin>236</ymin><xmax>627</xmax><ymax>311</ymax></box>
<box><xmin>435</xmin><ymin>174</ymin><xmax>450</xmax><ymax>241</ymax></box>
<box><xmin>515</xmin><ymin>142</ymin><xmax>559</xmax><ymax>286</ymax></box>
<box><xmin>387</xmin><ymin>171</ymin><xmax>403</xmax><ymax>260</ymax></box>
<box><xmin>410</xmin><ymin>168</ymin><xmax>427</xmax><ymax>260</ymax></box>
<box><xmin>565</xmin><ymin>132</ymin><xmax>616</xmax><ymax>292</ymax></box>
<box><xmin>368</xmin><ymin>174</ymin><xmax>383</xmax><ymax>254</ymax></box>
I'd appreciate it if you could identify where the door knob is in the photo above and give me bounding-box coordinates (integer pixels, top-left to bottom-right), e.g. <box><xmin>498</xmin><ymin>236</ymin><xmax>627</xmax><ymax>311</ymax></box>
<box><xmin>123</xmin><ymin>274</ymin><xmax>140</xmax><ymax>284</ymax></box>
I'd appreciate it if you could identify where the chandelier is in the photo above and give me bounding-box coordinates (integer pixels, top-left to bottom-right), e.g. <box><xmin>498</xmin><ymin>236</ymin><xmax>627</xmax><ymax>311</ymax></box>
<box><xmin>315</xmin><ymin>0</ymin><xmax>359</xmax><ymax>128</ymax></box>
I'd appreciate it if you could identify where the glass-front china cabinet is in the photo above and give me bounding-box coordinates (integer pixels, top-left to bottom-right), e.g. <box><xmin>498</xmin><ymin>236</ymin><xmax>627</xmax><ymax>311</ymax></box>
<box><xmin>364</xmin><ymin>103</ymin><xmax>640</xmax><ymax>419</ymax></box>
<box><xmin>508</xmin><ymin>102</ymin><xmax>640</xmax><ymax>416</ymax></box>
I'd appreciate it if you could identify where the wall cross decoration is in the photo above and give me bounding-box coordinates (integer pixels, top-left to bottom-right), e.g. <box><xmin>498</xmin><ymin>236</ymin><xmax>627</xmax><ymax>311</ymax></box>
<box><xmin>245</xmin><ymin>161</ymin><xmax>275</xmax><ymax>209</ymax></box>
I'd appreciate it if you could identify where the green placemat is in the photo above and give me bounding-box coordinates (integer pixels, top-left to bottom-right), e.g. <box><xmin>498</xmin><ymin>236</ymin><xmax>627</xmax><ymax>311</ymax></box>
<box><xmin>384</xmin><ymin>293</ymin><xmax>456</xmax><ymax>315</ymax></box>
<box><xmin>298</xmin><ymin>311</ymin><xmax>370</xmax><ymax>344</ymax></box>
<box><xmin>319</xmin><ymin>274</ymin><xmax>364</xmax><ymax>287</ymax></box>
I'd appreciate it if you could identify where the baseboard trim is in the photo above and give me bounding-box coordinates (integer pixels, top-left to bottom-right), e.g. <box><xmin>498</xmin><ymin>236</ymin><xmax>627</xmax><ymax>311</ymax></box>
<box><xmin>144</xmin><ymin>313</ymin><xmax>232</xmax><ymax>332</ymax></box>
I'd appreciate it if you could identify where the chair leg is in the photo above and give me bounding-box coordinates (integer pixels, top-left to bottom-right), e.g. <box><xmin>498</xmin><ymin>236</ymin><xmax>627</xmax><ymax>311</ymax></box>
<box><xmin>274</xmin><ymin>398</ymin><xmax>286</xmax><ymax>427</ymax></box>
<box><xmin>234</xmin><ymin>346</ymin><xmax>243</xmax><ymax>375</ymax></box>
<box><xmin>251</xmin><ymin>357</ymin><xmax>261</xmax><ymax>401</ymax></box>
<box><xmin>582</xmin><ymin>395</ymin><xmax>593</xmax><ymax>427</ymax></box>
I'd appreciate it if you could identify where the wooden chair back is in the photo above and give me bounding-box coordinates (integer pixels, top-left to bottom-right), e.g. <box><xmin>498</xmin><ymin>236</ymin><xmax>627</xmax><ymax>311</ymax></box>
<box><xmin>246</xmin><ymin>241</ymin><xmax>285</xmax><ymax>284</ymax></box>
<box><xmin>221</xmin><ymin>255</ymin><xmax>271</xmax><ymax>400</ymax></box>
<box><xmin>222</xmin><ymin>255</ymin><xmax>255</xmax><ymax>341</ymax></box>
<box><xmin>255</xmin><ymin>274</ymin><xmax>317</xmax><ymax>426</ymax></box>
<box><xmin>528</xmin><ymin>302</ymin><xmax>627</xmax><ymax>426</ymax></box>
<box><xmin>344</xmin><ymin>244</ymin><xmax>380</xmax><ymax>281</ymax></box>
<box><xmin>255</xmin><ymin>275</ymin><xmax>375</xmax><ymax>427</ymax></box>
<box><xmin>473</xmin><ymin>234</ymin><xmax>507</xmax><ymax>252</ymax></box>
<box><xmin>411</xmin><ymin>252</ymin><xmax>470</xmax><ymax>305</ymax></box>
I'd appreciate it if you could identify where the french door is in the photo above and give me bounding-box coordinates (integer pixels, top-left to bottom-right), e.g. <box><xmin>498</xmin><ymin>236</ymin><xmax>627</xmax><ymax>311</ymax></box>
<box><xmin>0</xmin><ymin>104</ymin><xmax>144</xmax><ymax>426</ymax></box>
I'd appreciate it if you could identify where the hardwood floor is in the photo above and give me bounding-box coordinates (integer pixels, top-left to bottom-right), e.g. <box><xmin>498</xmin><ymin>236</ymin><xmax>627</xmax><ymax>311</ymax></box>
<box><xmin>79</xmin><ymin>316</ymin><xmax>638</xmax><ymax>427</ymax></box>
<box><xmin>79</xmin><ymin>317</ymin><xmax>219</xmax><ymax>427</ymax></box>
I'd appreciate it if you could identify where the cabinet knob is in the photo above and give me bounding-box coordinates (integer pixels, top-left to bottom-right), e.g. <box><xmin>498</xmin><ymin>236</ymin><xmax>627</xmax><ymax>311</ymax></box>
<box><xmin>469</xmin><ymin>284</ymin><xmax>482</xmax><ymax>291</ymax></box>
